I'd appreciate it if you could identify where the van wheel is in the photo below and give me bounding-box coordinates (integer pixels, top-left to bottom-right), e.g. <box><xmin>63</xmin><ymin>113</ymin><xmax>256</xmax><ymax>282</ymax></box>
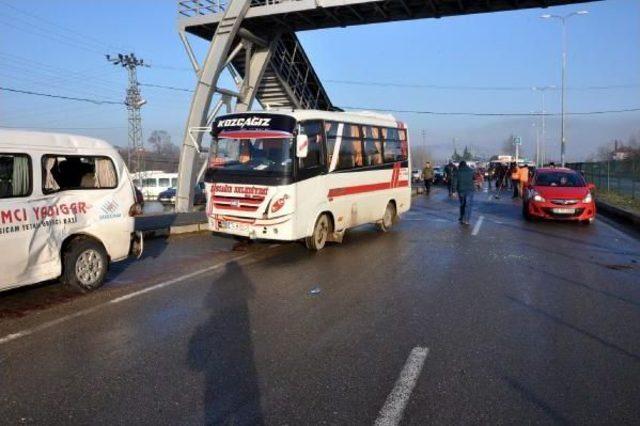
<box><xmin>305</xmin><ymin>214</ymin><xmax>331</xmax><ymax>251</ymax></box>
<box><xmin>62</xmin><ymin>237</ymin><xmax>108</xmax><ymax>292</ymax></box>
<box><xmin>377</xmin><ymin>202</ymin><xmax>396</xmax><ymax>232</ymax></box>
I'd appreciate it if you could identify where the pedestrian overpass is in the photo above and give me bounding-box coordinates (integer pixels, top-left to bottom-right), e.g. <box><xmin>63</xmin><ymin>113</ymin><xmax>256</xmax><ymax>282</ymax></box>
<box><xmin>174</xmin><ymin>0</ymin><xmax>596</xmax><ymax>211</ymax></box>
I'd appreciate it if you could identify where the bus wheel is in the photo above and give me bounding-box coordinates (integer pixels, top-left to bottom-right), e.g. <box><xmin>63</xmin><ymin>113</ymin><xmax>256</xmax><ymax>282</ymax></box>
<box><xmin>306</xmin><ymin>214</ymin><xmax>331</xmax><ymax>251</ymax></box>
<box><xmin>377</xmin><ymin>202</ymin><xmax>396</xmax><ymax>232</ymax></box>
<box><xmin>62</xmin><ymin>237</ymin><xmax>108</xmax><ymax>292</ymax></box>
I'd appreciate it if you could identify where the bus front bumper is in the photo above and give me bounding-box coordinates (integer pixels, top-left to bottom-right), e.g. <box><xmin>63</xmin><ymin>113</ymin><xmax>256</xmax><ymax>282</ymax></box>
<box><xmin>209</xmin><ymin>214</ymin><xmax>296</xmax><ymax>241</ymax></box>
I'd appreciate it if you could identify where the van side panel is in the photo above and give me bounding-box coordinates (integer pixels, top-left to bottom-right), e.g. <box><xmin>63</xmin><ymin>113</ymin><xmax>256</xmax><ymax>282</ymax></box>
<box><xmin>0</xmin><ymin>146</ymin><xmax>135</xmax><ymax>292</ymax></box>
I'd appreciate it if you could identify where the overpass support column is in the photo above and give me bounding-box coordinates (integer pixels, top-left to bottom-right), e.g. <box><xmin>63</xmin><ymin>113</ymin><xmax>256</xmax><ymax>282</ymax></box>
<box><xmin>175</xmin><ymin>0</ymin><xmax>251</xmax><ymax>213</ymax></box>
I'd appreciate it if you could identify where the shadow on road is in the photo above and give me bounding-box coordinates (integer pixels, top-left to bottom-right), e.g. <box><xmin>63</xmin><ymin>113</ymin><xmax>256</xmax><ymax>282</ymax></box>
<box><xmin>188</xmin><ymin>261</ymin><xmax>264</xmax><ymax>425</ymax></box>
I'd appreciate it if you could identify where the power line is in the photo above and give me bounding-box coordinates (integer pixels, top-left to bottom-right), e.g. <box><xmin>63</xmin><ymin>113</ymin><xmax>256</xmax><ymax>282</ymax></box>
<box><xmin>325</xmin><ymin>79</ymin><xmax>640</xmax><ymax>92</ymax></box>
<box><xmin>338</xmin><ymin>106</ymin><xmax>640</xmax><ymax>116</ymax></box>
<box><xmin>0</xmin><ymin>0</ymin><xmax>129</xmax><ymax>53</ymax></box>
<box><xmin>140</xmin><ymin>82</ymin><xmax>193</xmax><ymax>92</ymax></box>
<box><xmin>0</xmin><ymin>86</ymin><xmax>122</xmax><ymax>105</ymax></box>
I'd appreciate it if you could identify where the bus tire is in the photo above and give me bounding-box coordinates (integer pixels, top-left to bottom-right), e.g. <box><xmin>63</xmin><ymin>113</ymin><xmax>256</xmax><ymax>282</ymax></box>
<box><xmin>305</xmin><ymin>213</ymin><xmax>331</xmax><ymax>251</ymax></box>
<box><xmin>61</xmin><ymin>237</ymin><xmax>108</xmax><ymax>293</ymax></box>
<box><xmin>377</xmin><ymin>202</ymin><xmax>396</xmax><ymax>232</ymax></box>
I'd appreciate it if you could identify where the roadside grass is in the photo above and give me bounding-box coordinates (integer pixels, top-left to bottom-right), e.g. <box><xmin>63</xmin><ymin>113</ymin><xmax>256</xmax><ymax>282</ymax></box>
<box><xmin>597</xmin><ymin>190</ymin><xmax>640</xmax><ymax>214</ymax></box>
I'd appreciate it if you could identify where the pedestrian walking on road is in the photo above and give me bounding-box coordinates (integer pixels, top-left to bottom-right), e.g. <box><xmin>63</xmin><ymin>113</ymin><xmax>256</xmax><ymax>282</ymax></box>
<box><xmin>474</xmin><ymin>168</ymin><xmax>485</xmax><ymax>191</ymax></box>
<box><xmin>510</xmin><ymin>163</ymin><xmax>520</xmax><ymax>199</ymax></box>
<box><xmin>444</xmin><ymin>161</ymin><xmax>457</xmax><ymax>198</ymax></box>
<box><xmin>517</xmin><ymin>164</ymin><xmax>530</xmax><ymax>199</ymax></box>
<box><xmin>456</xmin><ymin>161</ymin><xmax>475</xmax><ymax>225</ymax></box>
<box><xmin>422</xmin><ymin>161</ymin><xmax>434</xmax><ymax>195</ymax></box>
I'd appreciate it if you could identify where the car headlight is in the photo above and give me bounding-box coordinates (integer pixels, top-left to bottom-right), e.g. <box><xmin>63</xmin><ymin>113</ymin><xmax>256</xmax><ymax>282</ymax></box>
<box><xmin>531</xmin><ymin>190</ymin><xmax>545</xmax><ymax>202</ymax></box>
<box><xmin>582</xmin><ymin>192</ymin><xmax>592</xmax><ymax>203</ymax></box>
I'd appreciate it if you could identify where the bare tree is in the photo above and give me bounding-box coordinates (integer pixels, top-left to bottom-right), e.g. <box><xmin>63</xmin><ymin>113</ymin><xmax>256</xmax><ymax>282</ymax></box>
<box><xmin>411</xmin><ymin>144</ymin><xmax>432</xmax><ymax>168</ymax></box>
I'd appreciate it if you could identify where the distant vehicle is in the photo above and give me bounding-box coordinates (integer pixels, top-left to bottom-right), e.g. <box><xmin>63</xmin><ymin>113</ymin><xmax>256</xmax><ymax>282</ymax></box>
<box><xmin>523</xmin><ymin>168</ymin><xmax>596</xmax><ymax>224</ymax></box>
<box><xmin>158</xmin><ymin>182</ymin><xmax>206</xmax><ymax>205</ymax></box>
<box><xmin>0</xmin><ymin>130</ymin><xmax>143</xmax><ymax>293</ymax></box>
<box><xmin>411</xmin><ymin>169</ymin><xmax>422</xmax><ymax>182</ymax></box>
<box><xmin>433</xmin><ymin>167</ymin><xmax>444</xmax><ymax>184</ymax></box>
<box><xmin>206</xmin><ymin>109</ymin><xmax>411</xmax><ymax>250</ymax></box>
<box><xmin>132</xmin><ymin>171</ymin><xmax>178</xmax><ymax>200</ymax></box>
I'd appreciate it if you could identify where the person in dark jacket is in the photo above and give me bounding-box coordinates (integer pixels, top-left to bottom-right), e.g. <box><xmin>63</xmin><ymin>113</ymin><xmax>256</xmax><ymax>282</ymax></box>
<box><xmin>444</xmin><ymin>161</ymin><xmax>457</xmax><ymax>198</ymax></box>
<box><xmin>456</xmin><ymin>161</ymin><xmax>475</xmax><ymax>225</ymax></box>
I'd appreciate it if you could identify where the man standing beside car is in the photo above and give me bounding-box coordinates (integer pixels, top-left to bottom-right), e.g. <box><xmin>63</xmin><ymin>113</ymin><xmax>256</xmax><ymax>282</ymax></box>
<box><xmin>456</xmin><ymin>161</ymin><xmax>475</xmax><ymax>225</ymax></box>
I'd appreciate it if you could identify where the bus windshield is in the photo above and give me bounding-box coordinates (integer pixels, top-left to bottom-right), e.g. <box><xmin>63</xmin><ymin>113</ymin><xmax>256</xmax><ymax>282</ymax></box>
<box><xmin>209</xmin><ymin>137</ymin><xmax>294</xmax><ymax>175</ymax></box>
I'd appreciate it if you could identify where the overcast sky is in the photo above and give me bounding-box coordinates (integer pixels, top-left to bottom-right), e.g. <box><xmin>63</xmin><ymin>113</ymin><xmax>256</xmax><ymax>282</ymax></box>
<box><xmin>1</xmin><ymin>0</ymin><xmax>638</xmax><ymax>163</ymax></box>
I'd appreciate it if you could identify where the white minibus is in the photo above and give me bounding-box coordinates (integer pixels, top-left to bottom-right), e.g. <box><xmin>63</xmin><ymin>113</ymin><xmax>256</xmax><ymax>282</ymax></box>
<box><xmin>0</xmin><ymin>130</ymin><xmax>143</xmax><ymax>292</ymax></box>
<box><xmin>205</xmin><ymin>110</ymin><xmax>411</xmax><ymax>250</ymax></box>
<box><xmin>132</xmin><ymin>171</ymin><xmax>178</xmax><ymax>200</ymax></box>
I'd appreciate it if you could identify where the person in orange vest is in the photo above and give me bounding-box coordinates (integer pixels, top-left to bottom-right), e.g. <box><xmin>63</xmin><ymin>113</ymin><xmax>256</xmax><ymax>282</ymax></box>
<box><xmin>510</xmin><ymin>163</ymin><xmax>519</xmax><ymax>199</ymax></box>
<box><xmin>517</xmin><ymin>164</ymin><xmax>530</xmax><ymax>198</ymax></box>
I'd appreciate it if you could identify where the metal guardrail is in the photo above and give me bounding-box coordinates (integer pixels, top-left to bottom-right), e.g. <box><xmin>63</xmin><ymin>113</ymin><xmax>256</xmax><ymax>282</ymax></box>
<box><xmin>568</xmin><ymin>160</ymin><xmax>640</xmax><ymax>200</ymax></box>
<box><xmin>178</xmin><ymin>0</ymin><xmax>301</xmax><ymax>17</ymax></box>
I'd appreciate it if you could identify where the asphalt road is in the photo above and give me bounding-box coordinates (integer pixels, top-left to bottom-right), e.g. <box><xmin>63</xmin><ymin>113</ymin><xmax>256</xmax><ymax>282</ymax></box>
<box><xmin>1</xmin><ymin>187</ymin><xmax>640</xmax><ymax>425</ymax></box>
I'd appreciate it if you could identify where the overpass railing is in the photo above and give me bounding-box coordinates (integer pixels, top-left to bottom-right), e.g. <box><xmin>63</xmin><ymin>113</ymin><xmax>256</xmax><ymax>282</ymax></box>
<box><xmin>568</xmin><ymin>159</ymin><xmax>640</xmax><ymax>200</ymax></box>
<box><xmin>178</xmin><ymin>0</ymin><xmax>300</xmax><ymax>17</ymax></box>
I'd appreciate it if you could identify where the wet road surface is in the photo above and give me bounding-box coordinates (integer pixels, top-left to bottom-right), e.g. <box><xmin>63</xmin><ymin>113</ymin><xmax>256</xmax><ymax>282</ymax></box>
<box><xmin>1</xmin><ymin>188</ymin><xmax>640</xmax><ymax>425</ymax></box>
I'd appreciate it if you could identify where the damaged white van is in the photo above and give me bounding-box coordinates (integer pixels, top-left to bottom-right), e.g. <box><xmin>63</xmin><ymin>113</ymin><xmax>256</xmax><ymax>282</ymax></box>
<box><xmin>0</xmin><ymin>130</ymin><xmax>143</xmax><ymax>293</ymax></box>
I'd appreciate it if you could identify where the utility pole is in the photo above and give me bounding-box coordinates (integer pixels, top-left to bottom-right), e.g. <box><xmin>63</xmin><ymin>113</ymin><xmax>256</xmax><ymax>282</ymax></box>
<box><xmin>541</xmin><ymin>10</ymin><xmax>589</xmax><ymax>167</ymax></box>
<box><xmin>106</xmin><ymin>53</ymin><xmax>148</xmax><ymax>182</ymax></box>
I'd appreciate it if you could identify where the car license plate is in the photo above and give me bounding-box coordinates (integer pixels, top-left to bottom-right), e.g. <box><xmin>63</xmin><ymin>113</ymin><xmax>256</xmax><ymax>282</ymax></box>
<box><xmin>552</xmin><ymin>208</ymin><xmax>576</xmax><ymax>214</ymax></box>
<box><xmin>220</xmin><ymin>220</ymin><xmax>248</xmax><ymax>232</ymax></box>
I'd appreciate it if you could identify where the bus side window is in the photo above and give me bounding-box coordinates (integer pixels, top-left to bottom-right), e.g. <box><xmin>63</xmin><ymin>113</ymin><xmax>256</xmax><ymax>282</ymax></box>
<box><xmin>337</xmin><ymin>124</ymin><xmax>363</xmax><ymax>170</ymax></box>
<box><xmin>298</xmin><ymin>120</ymin><xmax>325</xmax><ymax>171</ymax></box>
<box><xmin>363</xmin><ymin>126</ymin><xmax>383</xmax><ymax>166</ymax></box>
<box><xmin>382</xmin><ymin>128</ymin><xmax>405</xmax><ymax>163</ymax></box>
<box><xmin>325</xmin><ymin>121</ymin><xmax>339</xmax><ymax>165</ymax></box>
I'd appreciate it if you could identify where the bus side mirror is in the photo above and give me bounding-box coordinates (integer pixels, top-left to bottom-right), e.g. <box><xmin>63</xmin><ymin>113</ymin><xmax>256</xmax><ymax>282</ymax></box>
<box><xmin>296</xmin><ymin>134</ymin><xmax>309</xmax><ymax>158</ymax></box>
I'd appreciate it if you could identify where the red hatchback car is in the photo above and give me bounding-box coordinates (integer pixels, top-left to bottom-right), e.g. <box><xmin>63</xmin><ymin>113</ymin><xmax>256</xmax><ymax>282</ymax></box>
<box><xmin>523</xmin><ymin>168</ymin><xmax>596</xmax><ymax>224</ymax></box>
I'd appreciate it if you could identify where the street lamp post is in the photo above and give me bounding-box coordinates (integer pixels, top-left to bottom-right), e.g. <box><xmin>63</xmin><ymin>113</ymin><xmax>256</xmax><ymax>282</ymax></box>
<box><xmin>541</xmin><ymin>10</ymin><xmax>588</xmax><ymax>167</ymax></box>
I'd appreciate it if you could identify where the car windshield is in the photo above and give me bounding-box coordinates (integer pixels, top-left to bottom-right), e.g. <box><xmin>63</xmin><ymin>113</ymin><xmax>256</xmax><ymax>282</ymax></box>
<box><xmin>534</xmin><ymin>172</ymin><xmax>585</xmax><ymax>187</ymax></box>
<box><xmin>208</xmin><ymin>137</ymin><xmax>293</xmax><ymax>175</ymax></box>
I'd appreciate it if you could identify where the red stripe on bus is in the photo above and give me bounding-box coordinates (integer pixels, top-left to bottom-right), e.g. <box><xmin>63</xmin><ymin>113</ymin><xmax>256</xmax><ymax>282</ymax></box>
<box><xmin>328</xmin><ymin>180</ymin><xmax>408</xmax><ymax>198</ymax></box>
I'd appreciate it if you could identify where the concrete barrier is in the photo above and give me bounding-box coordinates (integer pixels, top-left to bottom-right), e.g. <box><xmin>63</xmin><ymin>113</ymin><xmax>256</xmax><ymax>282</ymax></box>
<box><xmin>596</xmin><ymin>201</ymin><xmax>640</xmax><ymax>229</ymax></box>
<box><xmin>135</xmin><ymin>211</ymin><xmax>208</xmax><ymax>236</ymax></box>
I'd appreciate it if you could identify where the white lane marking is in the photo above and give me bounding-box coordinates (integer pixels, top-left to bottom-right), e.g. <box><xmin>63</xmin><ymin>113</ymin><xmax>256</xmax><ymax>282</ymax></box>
<box><xmin>374</xmin><ymin>346</ymin><xmax>429</xmax><ymax>426</ymax></box>
<box><xmin>472</xmin><ymin>215</ymin><xmax>485</xmax><ymax>236</ymax></box>
<box><xmin>0</xmin><ymin>252</ymin><xmax>254</xmax><ymax>346</ymax></box>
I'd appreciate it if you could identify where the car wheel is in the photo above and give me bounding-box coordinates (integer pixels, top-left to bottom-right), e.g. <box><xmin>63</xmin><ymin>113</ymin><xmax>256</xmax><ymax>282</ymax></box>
<box><xmin>305</xmin><ymin>214</ymin><xmax>331</xmax><ymax>251</ymax></box>
<box><xmin>377</xmin><ymin>202</ymin><xmax>396</xmax><ymax>232</ymax></box>
<box><xmin>61</xmin><ymin>237</ymin><xmax>108</xmax><ymax>292</ymax></box>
